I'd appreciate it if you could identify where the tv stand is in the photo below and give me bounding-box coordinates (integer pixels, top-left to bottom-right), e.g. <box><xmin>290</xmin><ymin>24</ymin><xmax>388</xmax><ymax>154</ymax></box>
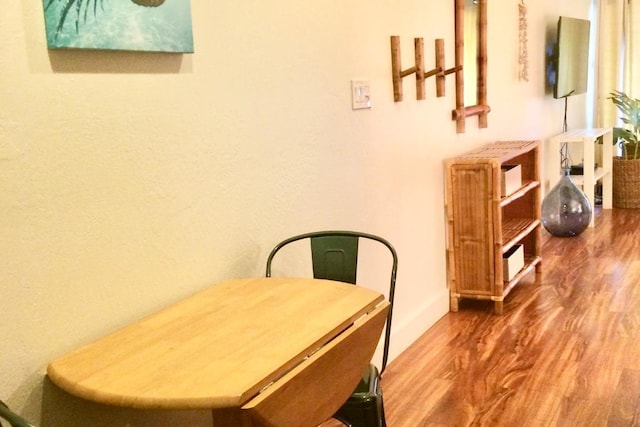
<box><xmin>546</xmin><ymin>128</ymin><xmax>613</xmax><ymax>227</ymax></box>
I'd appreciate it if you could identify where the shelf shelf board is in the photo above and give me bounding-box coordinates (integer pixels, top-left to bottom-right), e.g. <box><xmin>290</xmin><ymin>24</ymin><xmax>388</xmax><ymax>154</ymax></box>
<box><xmin>553</xmin><ymin>128</ymin><xmax>611</xmax><ymax>142</ymax></box>
<box><xmin>501</xmin><ymin>255</ymin><xmax>541</xmax><ymax>296</ymax></box>
<box><xmin>568</xmin><ymin>167</ymin><xmax>611</xmax><ymax>186</ymax></box>
<box><xmin>501</xmin><ymin>218</ymin><xmax>540</xmax><ymax>253</ymax></box>
<box><xmin>500</xmin><ymin>180</ymin><xmax>540</xmax><ymax>207</ymax></box>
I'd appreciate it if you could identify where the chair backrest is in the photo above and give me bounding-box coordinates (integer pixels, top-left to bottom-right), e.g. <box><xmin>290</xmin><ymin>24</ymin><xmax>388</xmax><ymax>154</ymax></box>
<box><xmin>266</xmin><ymin>231</ymin><xmax>397</xmax><ymax>373</ymax></box>
<box><xmin>0</xmin><ymin>401</ymin><xmax>36</xmax><ymax>427</ymax></box>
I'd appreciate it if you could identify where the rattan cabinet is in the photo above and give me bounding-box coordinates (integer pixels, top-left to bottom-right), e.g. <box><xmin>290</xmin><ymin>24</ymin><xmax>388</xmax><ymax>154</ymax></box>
<box><xmin>445</xmin><ymin>140</ymin><xmax>542</xmax><ymax>314</ymax></box>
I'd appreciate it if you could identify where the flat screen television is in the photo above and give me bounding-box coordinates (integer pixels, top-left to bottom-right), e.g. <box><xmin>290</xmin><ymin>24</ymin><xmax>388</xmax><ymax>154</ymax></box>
<box><xmin>553</xmin><ymin>16</ymin><xmax>591</xmax><ymax>99</ymax></box>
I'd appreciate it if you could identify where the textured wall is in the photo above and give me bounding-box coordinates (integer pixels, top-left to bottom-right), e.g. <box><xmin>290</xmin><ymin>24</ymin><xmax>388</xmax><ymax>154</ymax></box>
<box><xmin>1</xmin><ymin>0</ymin><xmax>590</xmax><ymax>425</ymax></box>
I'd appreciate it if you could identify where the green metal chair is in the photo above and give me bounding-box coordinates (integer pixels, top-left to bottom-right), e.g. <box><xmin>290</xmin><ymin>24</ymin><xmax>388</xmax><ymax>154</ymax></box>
<box><xmin>266</xmin><ymin>230</ymin><xmax>398</xmax><ymax>427</ymax></box>
<box><xmin>0</xmin><ymin>401</ymin><xmax>36</xmax><ymax>427</ymax></box>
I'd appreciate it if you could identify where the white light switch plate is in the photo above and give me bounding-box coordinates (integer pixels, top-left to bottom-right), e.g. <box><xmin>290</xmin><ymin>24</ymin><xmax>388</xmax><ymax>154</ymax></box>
<box><xmin>351</xmin><ymin>80</ymin><xmax>371</xmax><ymax>110</ymax></box>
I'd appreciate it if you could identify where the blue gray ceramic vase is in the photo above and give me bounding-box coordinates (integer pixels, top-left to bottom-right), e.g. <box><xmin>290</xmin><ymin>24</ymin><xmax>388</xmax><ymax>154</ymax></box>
<box><xmin>541</xmin><ymin>168</ymin><xmax>592</xmax><ymax>237</ymax></box>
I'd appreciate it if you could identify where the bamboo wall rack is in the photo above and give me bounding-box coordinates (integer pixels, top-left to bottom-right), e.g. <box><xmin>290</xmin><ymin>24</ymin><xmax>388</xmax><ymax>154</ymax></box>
<box><xmin>390</xmin><ymin>36</ymin><xmax>459</xmax><ymax>102</ymax></box>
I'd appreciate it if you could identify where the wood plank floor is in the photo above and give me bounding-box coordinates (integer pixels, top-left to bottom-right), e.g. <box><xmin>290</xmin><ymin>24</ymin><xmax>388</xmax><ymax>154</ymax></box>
<box><xmin>328</xmin><ymin>208</ymin><xmax>640</xmax><ymax>426</ymax></box>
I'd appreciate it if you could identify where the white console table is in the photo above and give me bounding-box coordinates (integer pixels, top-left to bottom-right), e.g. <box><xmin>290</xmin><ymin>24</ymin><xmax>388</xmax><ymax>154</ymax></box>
<box><xmin>547</xmin><ymin>128</ymin><xmax>613</xmax><ymax>227</ymax></box>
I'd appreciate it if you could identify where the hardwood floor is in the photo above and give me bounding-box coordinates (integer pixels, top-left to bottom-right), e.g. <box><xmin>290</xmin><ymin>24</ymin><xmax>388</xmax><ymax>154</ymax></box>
<box><xmin>329</xmin><ymin>208</ymin><xmax>640</xmax><ymax>426</ymax></box>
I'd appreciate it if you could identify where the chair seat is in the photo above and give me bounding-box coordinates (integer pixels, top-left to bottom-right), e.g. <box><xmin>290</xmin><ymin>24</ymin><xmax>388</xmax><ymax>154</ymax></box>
<box><xmin>334</xmin><ymin>364</ymin><xmax>385</xmax><ymax>427</ymax></box>
<box><xmin>349</xmin><ymin>364</ymin><xmax>379</xmax><ymax>400</ymax></box>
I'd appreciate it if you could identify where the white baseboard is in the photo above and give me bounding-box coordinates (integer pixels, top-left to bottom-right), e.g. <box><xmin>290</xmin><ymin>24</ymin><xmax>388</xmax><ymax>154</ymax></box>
<box><xmin>385</xmin><ymin>288</ymin><xmax>450</xmax><ymax>365</ymax></box>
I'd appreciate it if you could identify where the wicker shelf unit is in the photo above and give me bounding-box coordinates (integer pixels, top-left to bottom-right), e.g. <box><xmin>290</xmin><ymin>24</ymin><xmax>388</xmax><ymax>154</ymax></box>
<box><xmin>445</xmin><ymin>140</ymin><xmax>542</xmax><ymax>314</ymax></box>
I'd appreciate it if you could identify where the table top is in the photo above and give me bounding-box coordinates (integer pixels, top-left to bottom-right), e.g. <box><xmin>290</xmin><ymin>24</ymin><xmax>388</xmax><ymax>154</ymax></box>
<box><xmin>47</xmin><ymin>277</ymin><xmax>385</xmax><ymax>410</ymax></box>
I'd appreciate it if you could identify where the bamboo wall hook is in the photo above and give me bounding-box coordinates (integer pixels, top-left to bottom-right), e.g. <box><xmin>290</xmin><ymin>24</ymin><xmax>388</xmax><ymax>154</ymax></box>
<box><xmin>390</xmin><ymin>36</ymin><xmax>458</xmax><ymax>102</ymax></box>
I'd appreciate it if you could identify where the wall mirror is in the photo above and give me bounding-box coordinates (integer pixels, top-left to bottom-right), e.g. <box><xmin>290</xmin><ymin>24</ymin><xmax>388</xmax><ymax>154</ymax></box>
<box><xmin>453</xmin><ymin>0</ymin><xmax>490</xmax><ymax>133</ymax></box>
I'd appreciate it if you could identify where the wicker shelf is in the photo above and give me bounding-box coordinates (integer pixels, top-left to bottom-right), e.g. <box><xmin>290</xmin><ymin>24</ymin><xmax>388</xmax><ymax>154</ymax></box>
<box><xmin>445</xmin><ymin>140</ymin><xmax>542</xmax><ymax>314</ymax></box>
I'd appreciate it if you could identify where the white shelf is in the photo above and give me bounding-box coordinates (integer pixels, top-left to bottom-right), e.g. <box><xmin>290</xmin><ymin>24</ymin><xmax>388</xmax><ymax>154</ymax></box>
<box><xmin>547</xmin><ymin>128</ymin><xmax>613</xmax><ymax>228</ymax></box>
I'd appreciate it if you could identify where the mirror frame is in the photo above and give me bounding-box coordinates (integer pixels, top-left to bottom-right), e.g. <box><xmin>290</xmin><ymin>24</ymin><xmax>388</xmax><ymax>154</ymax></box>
<box><xmin>452</xmin><ymin>0</ymin><xmax>490</xmax><ymax>133</ymax></box>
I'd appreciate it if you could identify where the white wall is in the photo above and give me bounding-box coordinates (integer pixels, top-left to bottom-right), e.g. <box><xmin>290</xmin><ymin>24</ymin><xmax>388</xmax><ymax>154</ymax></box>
<box><xmin>1</xmin><ymin>1</ymin><xmax>590</xmax><ymax>425</ymax></box>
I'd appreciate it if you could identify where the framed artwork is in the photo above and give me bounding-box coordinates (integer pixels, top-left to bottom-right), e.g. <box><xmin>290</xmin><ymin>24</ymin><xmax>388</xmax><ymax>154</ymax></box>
<box><xmin>42</xmin><ymin>0</ymin><xmax>194</xmax><ymax>53</ymax></box>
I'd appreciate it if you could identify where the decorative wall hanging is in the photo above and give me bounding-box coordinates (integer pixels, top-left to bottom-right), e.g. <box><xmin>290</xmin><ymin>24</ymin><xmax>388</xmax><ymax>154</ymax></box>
<box><xmin>518</xmin><ymin>0</ymin><xmax>529</xmax><ymax>81</ymax></box>
<box><xmin>390</xmin><ymin>36</ymin><xmax>458</xmax><ymax>102</ymax></box>
<box><xmin>452</xmin><ymin>0</ymin><xmax>490</xmax><ymax>134</ymax></box>
<box><xmin>42</xmin><ymin>0</ymin><xmax>194</xmax><ymax>53</ymax></box>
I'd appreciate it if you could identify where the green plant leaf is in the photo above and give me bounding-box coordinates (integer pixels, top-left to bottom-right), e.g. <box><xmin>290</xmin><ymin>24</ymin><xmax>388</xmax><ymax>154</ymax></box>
<box><xmin>609</xmin><ymin>90</ymin><xmax>640</xmax><ymax>159</ymax></box>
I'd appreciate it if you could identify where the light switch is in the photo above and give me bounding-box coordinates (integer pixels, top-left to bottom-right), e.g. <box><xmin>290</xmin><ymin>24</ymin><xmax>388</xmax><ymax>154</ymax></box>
<box><xmin>351</xmin><ymin>80</ymin><xmax>371</xmax><ymax>110</ymax></box>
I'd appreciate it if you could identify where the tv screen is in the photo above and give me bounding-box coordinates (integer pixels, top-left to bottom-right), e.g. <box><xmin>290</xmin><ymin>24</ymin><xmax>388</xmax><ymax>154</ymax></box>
<box><xmin>553</xmin><ymin>16</ymin><xmax>591</xmax><ymax>99</ymax></box>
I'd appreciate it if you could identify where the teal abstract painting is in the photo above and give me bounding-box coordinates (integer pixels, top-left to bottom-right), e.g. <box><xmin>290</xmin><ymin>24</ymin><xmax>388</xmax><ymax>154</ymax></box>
<box><xmin>43</xmin><ymin>0</ymin><xmax>194</xmax><ymax>53</ymax></box>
